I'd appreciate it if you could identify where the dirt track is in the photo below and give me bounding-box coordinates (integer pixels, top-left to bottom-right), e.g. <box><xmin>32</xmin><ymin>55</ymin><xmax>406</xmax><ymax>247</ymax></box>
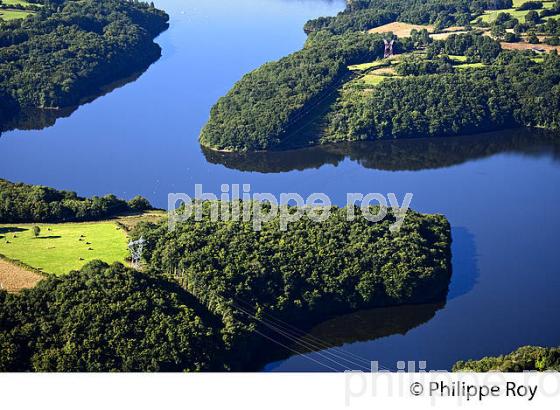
<box><xmin>0</xmin><ymin>259</ymin><xmax>43</xmax><ymax>293</ymax></box>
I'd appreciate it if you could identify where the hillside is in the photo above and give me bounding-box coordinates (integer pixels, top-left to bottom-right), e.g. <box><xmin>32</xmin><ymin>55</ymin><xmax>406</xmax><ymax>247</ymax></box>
<box><xmin>200</xmin><ymin>0</ymin><xmax>560</xmax><ymax>152</ymax></box>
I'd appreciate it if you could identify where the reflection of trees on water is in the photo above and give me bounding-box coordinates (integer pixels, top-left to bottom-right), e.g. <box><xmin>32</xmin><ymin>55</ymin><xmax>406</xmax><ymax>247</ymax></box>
<box><xmin>292</xmin><ymin>302</ymin><xmax>445</xmax><ymax>353</ymax></box>
<box><xmin>264</xmin><ymin>226</ymin><xmax>479</xmax><ymax>370</ymax></box>
<box><xmin>0</xmin><ymin>69</ymin><xmax>147</xmax><ymax>136</ymax></box>
<box><xmin>261</xmin><ymin>302</ymin><xmax>445</xmax><ymax>371</ymax></box>
<box><xmin>203</xmin><ymin>128</ymin><xmax>560</xmax><ymax>173</ymax></box>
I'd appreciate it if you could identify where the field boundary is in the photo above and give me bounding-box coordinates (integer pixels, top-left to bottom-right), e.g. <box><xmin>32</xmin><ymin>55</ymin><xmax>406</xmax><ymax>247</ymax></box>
<box><xmin>0</xmin><ymin>252</ymin><xmax>48</xmax><ymax>277</ymax></box>
<box><xmin>0</xmin><ymin>254</ymin><xmax>46</xmax><ymax>293</ymax></box>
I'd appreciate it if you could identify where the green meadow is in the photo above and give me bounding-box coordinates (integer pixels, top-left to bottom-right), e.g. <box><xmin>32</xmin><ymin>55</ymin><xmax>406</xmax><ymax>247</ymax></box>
<box><xmin>455</xmin><ymin>62</ymin><xmax>487</xmax><ymax>69</ymax></box>
<box><xmin>0</xmin><ymin>222</ymin><xmax>129</xmax><ymax>275</ymax></box>
<box><xmin>348</xmin><ymin>60</ymin><xmax>391</xmax><ymax>71</ymax></box>
<box><xmin>0</xmin><ymin>9</ymin><xmax>34</xmax><ymax>20</ymax></box>
<box><xmin>2</xmin><ymin>0</ymin><xmax>37</xmax><ymax>6</ymax></box>
<box><xmin>0</xmin><ymin>0</ymin><xmax>39</xmax><ymax>21</ymax></box>
<box><xmin>360</xmin><ymin>73</ymin><xmax>388</xmax><ymax>86</ymax></box>
<box><xmin>449</xmin><ymin>55</ymin><xmax>469</xmax><ymax>63</ymax></box>
<box><xmin>473</xmin><ymin>1</ymin><xmax>557</xmax><ymax>23</ymax></box>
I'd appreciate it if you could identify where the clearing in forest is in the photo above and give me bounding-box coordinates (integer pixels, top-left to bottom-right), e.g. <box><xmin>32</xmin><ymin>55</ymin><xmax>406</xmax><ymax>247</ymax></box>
<box><xmin>473</xmin><ymin>1</ymin><xmax>557</xmax><ymax>24</ymax></box>
<box><xmin>501</xmin><ymin>41</ymin><xmax>560</xmax><ymax>52</ymax></box>
<box><xmin>0</xmin><ymin>222</ymin><xmax>129</xmax><ymax>276</ymax></box>
<box><xmin>368</xmin><ymin>22</ymin><xmax>434</xmax><ymax>37</ymax></box>
<box><xmin>0</xmin><ymin>9</ymin><xmax>34</xmax><ymax>20</ymax></box>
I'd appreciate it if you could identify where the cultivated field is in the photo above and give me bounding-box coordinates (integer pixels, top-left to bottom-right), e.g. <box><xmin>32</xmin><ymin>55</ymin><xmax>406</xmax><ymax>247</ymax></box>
<box><xmin>501</xmin><ymin>41</ymin><xmax>560</xmax><ymax>52</ymax></box>
<box><xmin>368</xmin><ymin>21</ymin><xmax>472</xmax><ymax>41</ymax></box>
<box><xmin>430</xmin><ymin>30</ymin><xmax>469</xmax><ymax>40</ymax></box>
<box><xmin>369</xmin><ymin>22</ymin><xmax>434</xmax><ymax>37</ymax></box>
<box><xmin>0</xmin><ymin>258</ymin><xmax>43</xmax><ymax>293</ymax></box>
<box><xmin>0</xmin><ymin>222</ymin><xmax>129</xmax><ymax>276</ymax></box>
<box><xmin>348</xmin><ymin>60</ymin><xmax>389</xmax><ymax>71</ymax></box>
<box><xmin>360</xmin><ymin>74</ymin><xmax>388</xmax><ymax>86</ymax></box>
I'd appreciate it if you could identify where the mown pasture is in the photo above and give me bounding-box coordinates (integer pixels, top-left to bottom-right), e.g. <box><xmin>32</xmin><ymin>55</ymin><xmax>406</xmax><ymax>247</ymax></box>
<box><xmin>0</xmin><ymin>222</ymin><xmax>129</xmax><ymax>275</ymax></box>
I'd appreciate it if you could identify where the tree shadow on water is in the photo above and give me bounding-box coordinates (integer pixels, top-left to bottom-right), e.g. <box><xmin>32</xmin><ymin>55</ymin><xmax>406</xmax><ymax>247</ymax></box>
<box><xmin>448</xmin><ymin>227</ymin><xmax>480</xmax><ymax>300</ymax></box>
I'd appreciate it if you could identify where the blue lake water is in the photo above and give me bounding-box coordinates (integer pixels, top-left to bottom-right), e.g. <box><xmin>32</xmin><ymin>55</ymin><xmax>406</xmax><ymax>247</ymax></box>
<box><xmin>1</xmin><ymin>0</ymin><xmax>560</xmax><ymax>371</ymax></box>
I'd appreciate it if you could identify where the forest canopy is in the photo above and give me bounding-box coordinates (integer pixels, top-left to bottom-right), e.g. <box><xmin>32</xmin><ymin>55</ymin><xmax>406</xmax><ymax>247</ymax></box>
<box><xmin>200</xmin><ymin>31</ymin><xmax>386</xmax><ymax>151</ymax></box>
<box><xmin>324</xmin><ymin>51</ymin><xmax>560</xmax><ymax>143</ymax></box>
<box><xmin>0</xmin><ymin>0</ymin><xmax>168</xmax><ymax>126</ymax></box>
<box><xmin>0</xmin><ymin>261</ymin><xmax>225</xmax><ymax>372</ymax></box>
<box><xmin>132</xmin><ymin>202</ymin><xmax>452</xmax><ymax>369</ymax></box>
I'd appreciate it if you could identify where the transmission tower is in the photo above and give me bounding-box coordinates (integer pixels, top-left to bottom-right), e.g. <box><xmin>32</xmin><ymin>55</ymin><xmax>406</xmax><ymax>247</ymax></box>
<box><xmin>384</xmin><ymin>38</ymin><xmax>395</xmax><ymax>58</ymax></box>
<box><xmin>128</xmin><ymin>237</ymin><xmax>146</xmax><ymax>269</ymax></box>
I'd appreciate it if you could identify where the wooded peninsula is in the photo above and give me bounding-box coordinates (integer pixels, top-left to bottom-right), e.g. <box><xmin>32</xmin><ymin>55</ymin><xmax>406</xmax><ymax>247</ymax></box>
<box><xmin>0</xmin><ymin>181</ymin><xmax>452</xmax><ymax>371</ymax></box>
<box><xmin>0</xmin><ymin>0</ymin><xmax>169</xmax><ymax>127</ymax></box>
<box><xmin>200</xmin><ymin>0</ymin><xmax>560</xmax><ymax>152</ymax></box>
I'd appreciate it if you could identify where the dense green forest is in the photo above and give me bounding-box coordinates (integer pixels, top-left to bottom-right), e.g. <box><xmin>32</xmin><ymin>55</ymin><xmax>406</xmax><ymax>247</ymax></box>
<box><xmin>0</xmin><ymin>0</ymin><xmax>168</xmax><ymax>125</ymax></box>
<box><xmin>0</xmin><ymin>202</ymin><xmax>452</xmax><ymax>371</ymax></box>
<box><xmin>0</xmin><ymin>261</ymin><xmax>225</xmax><ymax>371</ymax></box>
<box><xmin>453</xmin><ymin>346</ymin><xmax>560</xmax><ymax>371</ymax></box>
<box><xmin>200</xmin><ymin>31</ymin><xmax>386</xmax><ymax>151</ymax></box>
<box><xmin>0</xmin><ymin>179</ymin><xmax>151</xmax><ymax>223</ymax></box>
<box><xmin>131</xmin><ymin>202</ymin><xmax>452</xmax><ymax>369</ymax></box>
<box><xmin>201</xmin><ymin>0</ymin><xmax>560</xmax><ymax>152</ymax></box>
<box><xmin>324</xmin><ymin>49</ymin><xmax>560</xmax><ymax>143</ymax></box>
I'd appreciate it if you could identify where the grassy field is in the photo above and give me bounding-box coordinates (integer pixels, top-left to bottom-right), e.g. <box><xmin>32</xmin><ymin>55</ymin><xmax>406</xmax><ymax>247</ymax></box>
<box><xmin>473</xmin><ymin>1</ymin><xmax>556</xmax><ymax>23</ymax></box>
<box><xmin>449</xmin><ymin>55</ymin><xmax>469</xmax><ymax>63</ymax></box>
<box><xmin>0</xmin><ymin>0</ymin><xmax>39</xmax><ymax>20</ymax></box>
<box><xmin>348</xmin><ymin>56</ymin><xmax>402</xmax><ymax>72</ymax></box>
<box><xmin>0</xmin><ymin>9</ymin><xmax>34</xmax><ymax>20</ymax></box>
<box><xmin>455</xmin><ymin>62</ymin><xmax>487</xmax><ymax>69</ymax></box>
<box><xmin>113</xmin><ymin>210</ymin><xmax>167</xmax><ymax>231</ymax></box>
<box><xmin>2</xmin><ymin>0</ymin><xmax>38</xmax><ymax>6</ymax></box>
<box><xmin>0</xmin><ymin>222</ymin><xmax>129</xmax><ymax>275</ymax></box>
<box><xmin>512</xmin><ymin>0</ymin><xmax>551</xmax><ymax>6</ymax></box>
<box><xmin>360</xmin><ymin>74</ymin><xmax>387</xmax><ymax>86</ymax></box>
<box><xmin>348</xmin><ymin>60</ymin><xmax>388</xmax><ymax>71</ymax></box>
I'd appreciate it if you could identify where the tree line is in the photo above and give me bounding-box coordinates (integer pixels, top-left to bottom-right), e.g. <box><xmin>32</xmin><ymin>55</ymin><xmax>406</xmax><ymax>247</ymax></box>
<box><xmin>0</xmin><ymin>179</ymin><xmax>151</xmax><ymax>223</ymax></box>
<box><xmin>0</xmin><ymin>262</ymin><xmax>225</xmax><ymax>371</ymax></box>
<box><xmin>200</xmin><ymin>31</ymin><xmax>386</xmax><ymax>151</ymax></box>
<box><xmin>201</xmin><ymin>1</ymin><xmax>560</xmax><ymax>153</ymax></box>
<box><xmin>303</xmin><ymin>0</ymin><xmax>514</xmax><ymax>34</ymax></box>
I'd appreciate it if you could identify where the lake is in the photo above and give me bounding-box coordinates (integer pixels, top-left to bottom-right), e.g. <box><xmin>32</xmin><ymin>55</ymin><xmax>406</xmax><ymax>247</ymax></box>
<box><xmin>1</xmin><ymin>0</ymin><xmax>560</xmax><ymax>372</ymax></box>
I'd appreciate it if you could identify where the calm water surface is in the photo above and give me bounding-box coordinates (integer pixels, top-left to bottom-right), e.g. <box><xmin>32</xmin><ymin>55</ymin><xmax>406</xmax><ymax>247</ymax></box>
<box><xmin>1</xmin><ymin>0</ymin><xmax>560</xmax><ymax>371</ymax></box>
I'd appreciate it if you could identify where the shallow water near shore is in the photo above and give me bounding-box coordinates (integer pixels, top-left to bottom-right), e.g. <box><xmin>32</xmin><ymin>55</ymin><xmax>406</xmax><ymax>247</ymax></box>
<box><xmin>1</xmin><ymin>0</ymin><xmax>560</xmax><ymax>371</ymax></box>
